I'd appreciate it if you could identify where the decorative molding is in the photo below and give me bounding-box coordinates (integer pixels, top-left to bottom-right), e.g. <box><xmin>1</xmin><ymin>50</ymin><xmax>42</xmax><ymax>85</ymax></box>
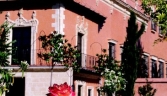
<box><xmin>108</xmin><ymin>39</ymin><xmax>117</xmax><ymax>44</ymax></box>
<box><xmin>76</xmin><ymin>16</ymin><xmax>88</xmax><ymax>67</ymax></box>
<box><xmin>135</xmin><ymin>1</ymin><xmax>138</xmax><ymax>9</ymax></box>
<box><xmin>159</xmin><ymin>59</ymin><xmax>165</xmax><ymax>63</ymax></box>
<box><xmin>151</xmin><ymin>56</ymin><xmax>158</xmax><ymax>61</ymax></box>
<box><xmin>76</xmin><ymin>16</ymin><xmax>88</xmax><ymax>35</ymax></box>
<box><xmin>52</xmin><ymin>3</ymin><xmax>65</xmax><ymax>35</ymax></box>
<box><xmin>143</xmin><ymin>52</ymin><xmax>150</xmax><ymax>56</ymax></box>
<box><xmin>96</xmin><ymin>0</ymin><xmax>100</xmax><ymax>6</ymax></box>
<box><xmin>101</xmin><ymin>0</ymin><xmax>149</xmax><ymax>23</ymax></box>
<box><xmin>75</xmin><ymin>80</ymin><xmax>86</xmax><ymax>96</ymax></box>
<box><xmin>145</xmin><ymin>24</ymin><xmax>148</xmax><ymax>31</ymax></box>
<box><xmin>110</xmin><ymin>6</ymin><xmax>114</xmax><ymax>14</ymax></box>
<box><xmin>123</xmin><ymin>14</ymin><xmax>126</xmax><ymax>20</ymax></box>
<box><xmin>5</xmin><ymin>9</ymin><xmax>38</xmax><ymax>65</ymax></box>
<box><xmin>5</xmin><ymin>9</ymin><xmax>38</xmax><ymax>32</ymax></box>
<box><xmin>87</xmin><ymin>86</ymin><xmax>94</xmax><ymax>96</ymax></box>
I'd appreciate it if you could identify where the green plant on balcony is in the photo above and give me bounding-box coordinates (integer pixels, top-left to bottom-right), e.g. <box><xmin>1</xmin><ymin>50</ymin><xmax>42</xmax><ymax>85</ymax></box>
<box><xmin>38</xmin><ymin>31</ymin><xmax>80</xmax><ymax>71</ymax></box>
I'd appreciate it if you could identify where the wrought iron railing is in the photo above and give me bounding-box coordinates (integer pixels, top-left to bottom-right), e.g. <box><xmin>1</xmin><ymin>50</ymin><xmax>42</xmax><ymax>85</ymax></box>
<box><xmin>11</xmin><ymin>49</ymin><xmax>99</xmax><ymax>70</ymax></box>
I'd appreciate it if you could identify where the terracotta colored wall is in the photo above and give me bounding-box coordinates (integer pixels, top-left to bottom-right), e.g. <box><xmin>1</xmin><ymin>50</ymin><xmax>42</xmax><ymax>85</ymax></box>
<box><xmin>1</xmin><ymin>0</ymin><xmax>167</xmax><ymax>95</ymax></box>
<box><xmin>0</xmin><ymin>8</ymin><xmax>55</xmax><ymax>65</ymax></box>
<box><xmin>135</xmin><ymin>78</ymin><xmax>167</xmax><ymax>96</ymax></box>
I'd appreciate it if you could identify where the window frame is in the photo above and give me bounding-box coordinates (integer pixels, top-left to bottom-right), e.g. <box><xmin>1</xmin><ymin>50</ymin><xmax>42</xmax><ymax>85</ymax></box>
<box><xmin>151</xmin><ymin>56</ymin><xmax>158</xmax><ymax>78</ymax></box>
<box><xmin>108</xmin><ymin>39</ymin><xmax>117</xmax><ymax>59</ymax></box>
<box><xmin>76</xmin><ymin>16</ymin><xmax>88</xmax><ymax>67</ymax></box>
<box><xmin>75</xmin><ymin>80</ymin><xmax>86</xmax><ymax>96</ymax></box>
<box><xmin>158</xmin><ymin>59</ymin><xmax>165</xmax><ymax>78</ymax></box>
<box><xmin>12</xmin><ymin>27</ymin><xmax>31</xmax><ymax>65</ymax></box>
<box><xmin>5</xmin><ymin>11</ymin><xmax>38</xmax><ymax>65</ymax></box>
<box><xmin>87</xmin><ymin>86</ymin><xmax>94</xmax><ymax>96</ymax></box>
<box><xmin>151</xmin><ymin>19</ymin><xmax>157</xmax><ymax>32</ymax></box>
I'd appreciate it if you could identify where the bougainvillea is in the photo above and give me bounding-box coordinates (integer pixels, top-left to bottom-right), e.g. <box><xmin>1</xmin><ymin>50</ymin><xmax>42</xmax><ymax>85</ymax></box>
<box><xmin>47</xmin><ymin>82</ymin><xmax>75</xmax><ymax>96</ymax></box>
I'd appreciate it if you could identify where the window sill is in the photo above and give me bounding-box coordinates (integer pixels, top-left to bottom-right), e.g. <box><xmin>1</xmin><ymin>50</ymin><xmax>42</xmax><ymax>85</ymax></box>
<box><xmin>136</xmin><ymin>78</ymin><xmax>167</xmax><ymax>83</ymax></box>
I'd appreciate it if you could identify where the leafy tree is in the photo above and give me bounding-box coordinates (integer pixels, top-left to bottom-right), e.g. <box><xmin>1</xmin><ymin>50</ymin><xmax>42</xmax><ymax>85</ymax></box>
<box><xmin>121</xmin><ymin>11</ymin><xmax>145</xmax><ymax>96</ymax></box>
<box><xmin>141</xmin><ymin>0</ymin><xmax>167</xmax><ymax>42</ymax></box>
<box><xmin>0</xmin><ymin>22</ymin><xmax>28</xmax><ymax>96</ymax></box>
<box><xmin>38</xmin><ymin>31</ymin><xmax>80</xmax><ymax>72</ymax></box>
<box><xmin>137</xmin><ymin>41</ymin><xmax>148</xmax><ymax>78</ymax></box>
<box><xmin>94</xmin><ymin>50</ymin><xmax>126</xmax><ymax>96</ymax></box>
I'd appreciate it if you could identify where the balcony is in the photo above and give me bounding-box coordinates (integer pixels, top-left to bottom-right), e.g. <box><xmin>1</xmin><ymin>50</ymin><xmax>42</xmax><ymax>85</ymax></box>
<box><xmin>11</xmin><ymin>49</ymin><xmax>98</xmax><ymax>70</ymax></box>
<box><xmin>80</xmin><ymin>53</ymin><xmax>98</xmax><ymax>70</ymax></box>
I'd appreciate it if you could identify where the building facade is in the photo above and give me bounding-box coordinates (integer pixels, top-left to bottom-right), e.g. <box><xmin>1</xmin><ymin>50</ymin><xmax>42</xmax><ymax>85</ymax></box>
<box><xmin>0</xmin><ymin>0</ymin><xmax>167</xmax><ymax>96</ymax></box>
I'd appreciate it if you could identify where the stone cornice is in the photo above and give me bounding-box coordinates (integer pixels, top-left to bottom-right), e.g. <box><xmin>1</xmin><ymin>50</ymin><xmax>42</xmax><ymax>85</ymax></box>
<box><xmin>103</xmin><ymin>0</ymin><xmax>149</xmax><ymax>22</ymax></box>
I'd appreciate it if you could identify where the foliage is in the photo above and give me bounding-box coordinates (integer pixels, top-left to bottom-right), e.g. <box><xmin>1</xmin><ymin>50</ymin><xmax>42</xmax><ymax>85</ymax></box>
<box><xmin>94</xmin><ymin>49</ymin><xmax>120</xmax><ymax>74</ymax></box>
<box><xmin>141</xmin><ymin>0</ymin><xmax>167</xmax><ymax>42</ymax></box>
<box><xmin>20</xmin><ymin>61</ymin><xmax>29</xmax><ymax>77</ymax></box>
<box><xmin>136</xmin><ymin>39</ymin><xmax>148</xmax><ymax>78</ymax></box>
<box><xmin>38</xmin><ymin>31</ymin><xmax>80</xmax><ymax>71</ymax></box>
<box><xmin>94</xmin><ymin>49</ymin><xmax>126</xmax><ymax>95</ymax></box>
<box><xmin>138</xmin><ymin>79</ymin><xmax>156</xmax><ymax>96</ymax></box>
<box><xmin>121</xmin><ymin>11</ymin><xmax>145</xmax><ymax>96</ymax></box>
<box><xmin>101</xmin><ymin>68</ymin><xmax>126</xmax><ymax>96</ymax></box>
<box><xmin>47</xmin><ymin>82</ymin><xmax>75</xmax><ymax>96</ymax></box>
<box><xmin>0</xmin><ymin>22</ymin><xmax>28</xmax><ymax>96</ymax></box>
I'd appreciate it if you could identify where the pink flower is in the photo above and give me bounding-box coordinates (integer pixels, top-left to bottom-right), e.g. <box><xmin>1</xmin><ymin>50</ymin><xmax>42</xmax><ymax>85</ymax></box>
<box><xmin>47</xmin><ymin>82</ymin><xmax>75</xmax><ymax>96</ymax></box>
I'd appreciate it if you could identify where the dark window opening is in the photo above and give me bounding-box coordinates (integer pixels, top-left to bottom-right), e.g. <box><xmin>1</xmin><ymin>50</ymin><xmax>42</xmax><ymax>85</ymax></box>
<box><xmin>138</xmin><ymin>55</ymin><xmax>149</xmax><ymax>78</ymax></box>
<box><xmin>158</xmin><ymin>61</ymin><xmax>164</xmax><ymax>78</ymax></box>
<box><xmin>77</xmin><ymin>33</ymin><xmax>83</xmax><ymax>66</ymax></box>
<box><xmin>109</xmin><ymin>42</ymin><xmax>115</xmax><ymax>59</ymax></box>
<box><xmin>6</xmin><ymin>77</ymin><xmax>25</xmax><ymax>96</ymax></box>
<box><xmin>78</xmin><ymin>85</ymin><xmax>82</xmax><ymax>96</ymax></box>
<box><xmin>159</xmin><ymin>26</ymin><xmax>162</xmax><ymax>34</ymax></box>
<box><xmin>88</xmin><ymin>89</ymin><xmax>92</xmax><ymax>96</ymax></box>
<box><xmin>97</xmin><ymin>89</ymin><xmax>100</xmax><ymax>96</ymax></box>
<box><xmin>12</xmin><ymin>27</ymin><xmax>31</xmax><ymax>65</ymax></box>
<box><xmin>166</xmin><ymin>63</ymin><xmax>167</xmax><ymax>78</ymax></box>
<box><xmin>151</xmin><ymin>19</ymin><xmax>157</xmax><ymax>31</ymax></box>
<box><xmin>151</xmin><ymin>59</ymin><xmax>158</xmax><ymax>78</ymax></box>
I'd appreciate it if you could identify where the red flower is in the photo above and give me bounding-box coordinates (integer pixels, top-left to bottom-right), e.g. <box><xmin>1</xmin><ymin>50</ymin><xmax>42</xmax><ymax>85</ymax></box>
<box><xmin>47</xmin><ymin>82</ymin><xmax>75</xmax><ymax>96</ymax></box>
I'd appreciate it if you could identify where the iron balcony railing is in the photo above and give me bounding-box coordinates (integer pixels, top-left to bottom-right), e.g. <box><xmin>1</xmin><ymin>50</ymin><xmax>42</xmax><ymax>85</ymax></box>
<box><xmin>11</xmin><ymin>49</ymin><xmax>99</xmax><ymax>70</ymax></box>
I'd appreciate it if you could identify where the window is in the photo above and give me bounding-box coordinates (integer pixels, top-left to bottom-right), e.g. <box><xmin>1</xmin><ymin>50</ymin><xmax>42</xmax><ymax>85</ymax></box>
<box><xmin>158</xmin><ymin>61</ymin><xmax>164</xmax><ymax>78</ymax></box>
<box><xmin>78</xmin><ymin>85</ymin><xmax>82</xmax><ymax>96</ymax></box>
<box><xmin>77</xmin><ymin>33</ymin><xmax>83</xmax><ymax>66</ymax></box>
<box><xmin>151</xmin><ymin>59</ymin><xmax>158</xmax><ymax>78</ymax></box>
<box><xmin>97</xmin><ymin>89</ymin><xmax>100</xmax><ymax>96</ymax></box>
<box><xmin>120</xmin><ymin>45</ymin><xmax>123</xmax><ymax>61</ymax></box>
<box><xmin>88</xmin><ymin>89</ymin><xmax>92</xmax><ymax>96</ymax></box>
<box><xmin>159</xmin><ymin>26</ymin><xmax>162</xmax><ymax>35</ymax></box>
<box><xmin>12</xmin><ymin>27</ymin><xmax>31</xmax><ymax>65</ymax></box>
<box><xmin>139</xmin><ymin>55</ymin><xmax>149</xmax><ymax>78</ymax></box>
<box><xmin>75</xmin><ymin>80</ymin><xmax>86</xmax><ymax>96</ymax></box>
<box><xmin>87</xmin><ymin>86</ymin><xmax>94</xmax><ymax>96</ymax></box>
<box><xmin>151</xmin><ymin>19</ymin><xmax>157</xmax><ymax>31</ymax></box>
<box><xmin>6</xmin><ymin>77</ymin><xmax>25</xmax><ymax>96</ymax></box>
<box><xmin>166</xmin><ymin>63</ymin><xmax>167</xmax><ymax>78</ymax></box>
<box><xmin>109</xmin><ymin>42</ymin><xmax>115</xmax><ymax>59</ymax></box>
<box><xmin>77</xmin><ymin>33</ymin><xmax>83</xmax><ymax>53</ymax></box>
